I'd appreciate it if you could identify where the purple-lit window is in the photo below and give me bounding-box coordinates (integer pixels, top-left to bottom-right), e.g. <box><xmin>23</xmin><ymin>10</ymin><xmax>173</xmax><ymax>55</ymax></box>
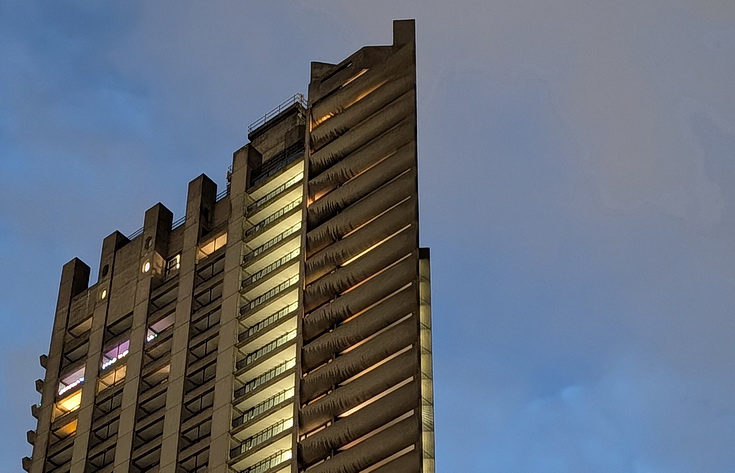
<box><xmin>58</xmin><ymin>366</ymin><xmax>85</xmax><ymax>395</ymax></box>
<box><xmin>146</xmin><ymin>313</ymin><xmax>175</xmax><ymax>342</ymax></box>
<box><xmin>101</xmin><ymin>340</ymin><xmax>130</xmax><ymax>370</ymax></box>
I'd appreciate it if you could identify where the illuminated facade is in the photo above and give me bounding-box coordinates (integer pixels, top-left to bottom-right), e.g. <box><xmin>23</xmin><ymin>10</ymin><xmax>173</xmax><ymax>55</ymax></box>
<box><xmin>25</xmin><ymin>19</ymin><xmax>434</xmax><ymax>473</ymax></box>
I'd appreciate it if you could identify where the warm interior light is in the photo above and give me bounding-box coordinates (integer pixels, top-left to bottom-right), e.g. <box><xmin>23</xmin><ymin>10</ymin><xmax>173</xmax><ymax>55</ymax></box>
<box><xmin>198</xmin><ymin>232</ymin><xmax>227</xmax><ymax>259</ymax></box>
<box><xmin>142</xmin><ymin>261</ymin><xmax>151</xmax><ymax>273</ymax></box>
<box><xmin>100</xmin><ymin>289</ymin><xmax>107</xmax><ymax>300</ymax></box>
<box><xmin>56</xmin><ymin>418</ymin><xmax>78</xmax><ymax>437</ymax></box>
<box><xmin>98</xmin><ymin>365</ymin><xmax>126</xmax><ymax>392</ymax></box>
<box><xmin>57</xmin><ymin>391</ymin><xmax>82</xmax><ymax>413</ymax></box>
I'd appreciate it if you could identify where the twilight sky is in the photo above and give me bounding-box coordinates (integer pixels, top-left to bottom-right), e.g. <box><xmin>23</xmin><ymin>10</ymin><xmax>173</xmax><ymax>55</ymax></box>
<box><xmin>2</xmin><ymin>1</ymin><xmax>735</xmax><ymax>471</ymax></box>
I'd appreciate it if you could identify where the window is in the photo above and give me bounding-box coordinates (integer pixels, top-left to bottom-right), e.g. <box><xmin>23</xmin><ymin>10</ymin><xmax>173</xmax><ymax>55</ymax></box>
<box><xmin>147</xmin><ymin>313</ymin><xmax>175</xmax><ymax>342</ymax></box>
<box><xmin>197</xmin><ymin>232</ymin><xmax>227</xmax><ymax>260</ymax></box>
<box><xmin>54</xmin><ymin>391</ymin><xmax>82</xmax><ymax>419</ymax></box>
<box><xmin>51</xmin><ymin>418</ymin><xmax>78</xmax><ymax>440</ymax></box>
<box><xmin>165</xmin><ymin>254</ymin><xmax>181</xmax><ymax>276</ymax></box>
<box><xmin>98</xmin><ymin>365</ymin><xmax>126</xmax><ymax>393</ymax></box>
<box><xmin>58</xmin><ymin>366</ymin><xmax>85</xmax><ymax>395</ymax></box>
<box><xmin>101</xmin><ymin>340</ymin><xmax>130</xmax><ymax>370</ymax></box>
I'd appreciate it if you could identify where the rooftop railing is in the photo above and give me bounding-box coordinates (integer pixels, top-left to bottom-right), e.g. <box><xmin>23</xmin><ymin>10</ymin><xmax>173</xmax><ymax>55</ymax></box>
<box><xmin>248</xmin><ymin>93</ymin><xmax>306</xmax><ymax>133</ymax></box>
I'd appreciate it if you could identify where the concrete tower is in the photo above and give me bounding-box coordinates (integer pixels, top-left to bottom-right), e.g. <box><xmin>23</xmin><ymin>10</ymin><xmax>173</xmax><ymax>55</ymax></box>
<box><xmin>25</xmin><ymin>19</ymin><xmax>434</xmax><ymax>473</ymax></box>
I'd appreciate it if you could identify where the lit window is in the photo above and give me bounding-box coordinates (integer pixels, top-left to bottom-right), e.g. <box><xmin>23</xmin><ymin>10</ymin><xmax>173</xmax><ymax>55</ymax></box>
<box><xmin>198</xmin><ymin>232</ymin><xmax>227</xmax><ymax>259</ymax></box>
<box><xmin>56</xmin><ymin>390</ymin><xmax>82</xmax><ymax>414</ymax></box>
<box><xmin>142</xmin><ymin>261</ymin><xmax>151</xmax><ymax>273</ymax></box>
<box><xmin>99</xmin><ymin>288</ymin><xmax>107</xmax><ymax>300</ymax></box>
<box><xmin>165</xmin><ymin>254</ymin><xmax>181</xmax><ymax>276</ymax></box>
<box><xmin>101</xmin><ymin>340</ymin><xmax>130</xmax><ymax>370</ymax></box>
<box><xmin>54</xmin><ymin>418</ymin><xmax>78</xmax><ymax>438</ymax></box>
<box><xmin>97</xmin><ymin>365</ymin><xmax>126</xmax><ymax>393</ymax></box>
<box><xmin>58</xmin><ymin>366</ymin><xmax>85</xmax><ymax>395</ymax></box>
<box><xmin>146</xmin><ymin>313</ymin><xmax>175</xmax><ymax>342</ymax></box>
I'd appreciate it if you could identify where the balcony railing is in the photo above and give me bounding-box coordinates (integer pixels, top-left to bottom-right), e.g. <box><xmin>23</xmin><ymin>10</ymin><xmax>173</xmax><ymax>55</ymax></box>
<box><xmin>247</xmin><ymin>172</ymin><xmax>303</xmax><ymax>217</ymax></box>
<box><xmin>245</xmin><ymin>197</ymin><xmax>302</xmax><ymax>238</ymax></box>
<box><xmin>239</xmin><ymin>303</ymin><xmax>298</xmax><ymax>342</ymax></box>
<box><xmin>241</xmin><ymin>276</ymin><xmax>299</xmax><ymax>314</ymax></box>
<box><xmin>232</xmin><ymin>388</ymin><xmax>294</xmax><ymax>428</ymax></box>
<box><xmin>243</xmin><ymin>223</ymin><xmax>301</xmax><ymax>264</ymax></box>
<box><xmin>239</xmin><ymin>450</ymin><xmax>292</xmax><ymax>473</ymax></box>
<box><xmin>236</xmin><ymin>331</ymin><xmax>296</xmax><ymax>371</ymax></box>
<box><xmin>234</xmin><ymin>359</ymin><xmax>295</xmax><ymax>399</ymax></box>
<box><xmin>241</xmin><ymin>249</ymin><xmax>300</xmax><ymax>290</ymax></box>
<box><xmin>230</xmin><ymin>418</ymin><xmax>293</xmax><ymax>458</ymax></box>
<box><xmin>250</xmin><ymin>145</ymin><xmax>304</xmax><ymax>188</ymax></box>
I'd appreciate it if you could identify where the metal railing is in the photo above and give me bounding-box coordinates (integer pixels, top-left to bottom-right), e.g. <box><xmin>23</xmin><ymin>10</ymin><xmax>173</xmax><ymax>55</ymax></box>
<box><xmin>243</xmin><ymin>222</ymin><xmax>301</xmax><ymax>264</ymax></box>
<box><xmin>239</xmin><ymin>303</ymin><xmax>298</xmax><ymax>342</ymax></box>
<box><xmin>242</xmin><ymin>276</ymin><xmax>299</xmax><ymax>314</ymax></box>
<box><xmin>232</xmin><ymin>388</ymin><xmax>294</xmax><ymax>428</ymax></box>
<box><xmin>245</xmin><ymin>197</ymin><xmax>302</xmax><ymax>238</ymax></box>
<box><xmin>230</xmin><ymin>418</ymin><xmax>293</xmax><ymax>458</ymax></box>
<box><xmin>248</xmin><ymin>93</ymin><xmax>306</xmax><ymax>133</ymax></box>
<box><xmin>241</xmin><ymin>249</ymin><xmax>300</xmax><ymax>290</ymax></box>
<box><xmin>246</xmin><ymin>172</ymin><xmax>304</xmax><ymax>216</ymax></box>
<box><xmin>172</xmin><ymin>216</ymin><xmax>186</xmax><ymax>230</ymax></box>
<box><xmin>249</xmin><ymin>145</ymin><xmax>304</xmax><ymax>188</ymax></box>
<box><xmin>234</xmin><ymin>359</ymin><xmax>295</xmax><ymax>399</ymax></box>
<box><xmin>239</xmin><ymin>450</ymin><xmax>292</xmax><ymax>473</ymax></box>
<box><xmin>216</xmin><ymin>188</ymin><xmax>230</xmax><ymax>201</ymax></box>
<box><xmin>127</xmin><ymin>227</ymin><xmax>144</xmax><ymax>240</ymax></box>
<box><xmin>236</xmin><ymin>331</ymin><xmax>296</xmax><ymax>371</ymax></box>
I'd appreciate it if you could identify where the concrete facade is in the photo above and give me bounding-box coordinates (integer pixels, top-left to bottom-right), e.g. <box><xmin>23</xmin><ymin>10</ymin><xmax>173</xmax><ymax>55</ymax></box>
<box><xmin>26</xmin><ymin>19</ymin><xmax>433</xmax><ymax>473</ymax></box>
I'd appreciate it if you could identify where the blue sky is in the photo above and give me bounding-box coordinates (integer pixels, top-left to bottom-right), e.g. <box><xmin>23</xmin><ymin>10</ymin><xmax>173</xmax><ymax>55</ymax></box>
<box><xmin>2</xmin><ymin>1</ymin><xmax>735</xmax><ymax>471</ymax></box>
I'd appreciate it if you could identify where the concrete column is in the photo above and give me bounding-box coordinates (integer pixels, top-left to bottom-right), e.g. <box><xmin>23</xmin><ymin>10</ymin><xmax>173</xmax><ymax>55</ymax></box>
<box><xmin>208</xmin><ymin>148</ymin><xmax>249</xmax><ymax>472</ymax></box>
<box><xmin>71</xmin><ymin>232</ymin><xmax>128</xmax><ymax>473</ymax></box>
<box><xmin>159</xmin><ymin>175</ymin><xmax>217</xmax><ymax>472</ymax></box>
<box><xmin>114</xmin><ymin>204</ymin><xmax>173</xmax><ymax>473</ymax></box>
<box><xmin>30</xmin><ymin>259</ymin><xmax>90</xmax><ymax>473</ymax></box>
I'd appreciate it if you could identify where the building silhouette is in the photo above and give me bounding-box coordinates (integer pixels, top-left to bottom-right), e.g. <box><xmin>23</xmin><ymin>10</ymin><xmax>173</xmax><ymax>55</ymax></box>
<box><xmin>25</xmin><ymin>19</ymin><xmax>434</xmax><ymax>473</ymax></box>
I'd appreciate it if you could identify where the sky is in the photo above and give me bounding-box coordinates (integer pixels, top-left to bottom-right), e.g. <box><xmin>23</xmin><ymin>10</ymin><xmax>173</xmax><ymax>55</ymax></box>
<box><xmin>1</xmin><ymin>1</ymin><xmax>734</xmax><ymax>471</ymax></box>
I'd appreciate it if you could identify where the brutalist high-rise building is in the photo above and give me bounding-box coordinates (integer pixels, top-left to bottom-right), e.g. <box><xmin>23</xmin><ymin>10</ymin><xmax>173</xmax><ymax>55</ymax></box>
<box><xmin>25</xmin><ymin>19</ymin><xmax>434</xmax><ymax>473</ymax></box>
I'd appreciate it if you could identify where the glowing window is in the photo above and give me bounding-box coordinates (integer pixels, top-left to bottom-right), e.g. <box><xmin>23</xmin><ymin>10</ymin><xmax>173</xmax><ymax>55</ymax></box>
<box><xmin>99</xmin><ymin>288</ymin><xmax>107</xmax><ymax>300</ymax></box>
<box><xmin>54</xmin><ymin>418</ymin><xmax>78</xmax><ymax>439</ymax></box>
<box><xmin>56</xmin><ymin>390</ymin><xmax>82</xmax><ymax>414</ymax></box>
<box><xmin>198</xmin><ymin>233</ymin><xmax>227</xmax><ymax>259</ymax></box>
<box><xmin>142</xmin><ymin>261</ymin><xmax>151</xmax><ymax>273</ymax></box>
<box><xmin>58</xmin><ymin>366</ymin><xmax>85</xmax><ymax>395</ymax></box>
<box><xmin>165</xmin><ymin>254</ymin><xmax>181</xmax><ymax>275</ymax></box>
<box><xmin>98</xmin><ymin>365</ymin><xmax>126</xmax><ymax>393</ymax></box>
<box><xmin>101</xmin><ymin>340</ymin><xmax>130</xmax><ymax>370</ymax></box>
<box><xmin>146</xmin><ymin>313</ymin><xmax>175</xmax><ymax>342</ymax></box>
